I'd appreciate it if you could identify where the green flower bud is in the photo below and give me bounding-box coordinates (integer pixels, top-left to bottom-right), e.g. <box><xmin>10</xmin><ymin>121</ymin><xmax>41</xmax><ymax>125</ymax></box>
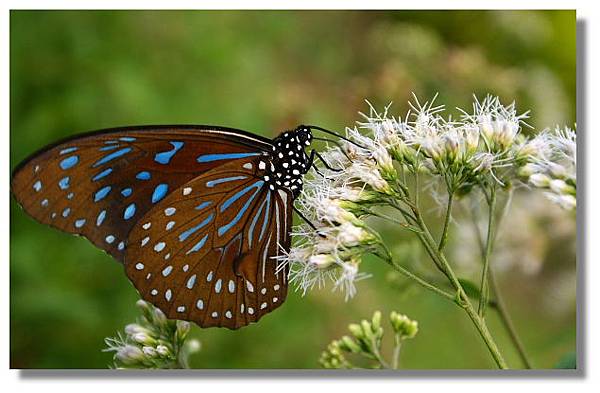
<box><xmin>390</xmin><ymin>312</ymin><xmax>419</xmax><ymax>339</ymax></box>
<box><xmin>156</xmin><ymin>344</ymin><xmax>171</xmax><ymax>358</ymax></box>
<box><xmin>151</xmin><ymin>307</ymin><xmax>168</xmax><ymax>328</ymax></box>
<box><xmin>132</xmin><ymin>332</ymin><xmax>157</xmax><ymax>346</ymax></box>
<box><xmin>371</xmin><ymin>311</ymin><xmax>382</xmax><ymax>332</ymax></box>
<box><xmin>339</xmin><ymin>335</ymin><xmax>361</xmax><ymax>353</ymax></box>
<box><xmin>360</xmin><ymin>319</ymin><xmax>374</xmax><ymax>340</ymax></box>
<box><xmin>348</xmin><ymin>323</ymin><xmax>364</xmax><ymax>339</ymax></box>
<box><xmin>176</xmin><ymin>320</ymin><xmax>191</xmax><ymax>342</ymax></box>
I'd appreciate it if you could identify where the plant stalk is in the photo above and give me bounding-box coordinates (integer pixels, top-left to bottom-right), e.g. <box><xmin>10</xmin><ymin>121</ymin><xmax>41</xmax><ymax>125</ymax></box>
<box><xmin>469</xmin><ymin>199</ymin><xmax>533</xmax><ymax>369</ymax></box>
<box><xmin>394</xmin><ymin>202</ymin><xmax>508</xmax><ymax>369</ymax></box>
<box><xmin>478</xmin><ymin>187</ymin><xmax>496</xmax><ymax>316</ymax></box>
<box><xmin>438</xmin><ymin>191</ymin><xmax>454</xmax><ymax>252</ymax></box>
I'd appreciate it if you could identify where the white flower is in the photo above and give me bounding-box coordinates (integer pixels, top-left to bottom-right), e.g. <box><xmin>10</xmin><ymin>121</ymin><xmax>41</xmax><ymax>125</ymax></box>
<box><xmin>337</xmin><ymin>222</ymin><xmax>373</xmax><ymax>247</ymax></box>
<box><xmin>462</xmin><ymin>95</ymin><xmax>529</xmax><ymax>150</ymax></box>
<box><xmin>463</xmin><ymin>124</ymin><xmax>480</xmax><ymax>154</ymax></box>
<box><xmin>116</xmin><ymin>345</ymin><xmax>145</xmax><ymax>365</ymax></box>
<box><xmin>529</xmin><ymin>173</ymin><xmax>551</xmax><ymax>188</ymax></box>
<box><xmin>549</xmin><ymin>179</ymin><xmax>573</xmax><ymax>195</ymax></box>
<box><xmin>104</xmin><ymin>300</ymin><xmax>198</xmax><ymax>369</ymax></box>
<box><xmin>544</xmin><ymin>193</ymin><xmax>576</xmax><ymax>210</ymax></box>
<box><xmin>332</xmin><ymin>260</ymin><xmax>363</xmax><ymax>301</ymax></box>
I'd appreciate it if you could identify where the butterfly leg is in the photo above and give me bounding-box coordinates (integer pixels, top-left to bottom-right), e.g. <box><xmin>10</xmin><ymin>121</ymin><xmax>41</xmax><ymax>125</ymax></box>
<box><xmin>293</xmin><ymin>205</ymin><xmax>326</xmax><ymax>238</ymax></box>
<box><xmin>308</xmin><ymin>150</ymin><xmax>343</xmax><ymax>173</ymax></box>
<box><xmin>311</xmin><ymin>164</ymin><xmax>326</xmax><ymax>178</ymax></box>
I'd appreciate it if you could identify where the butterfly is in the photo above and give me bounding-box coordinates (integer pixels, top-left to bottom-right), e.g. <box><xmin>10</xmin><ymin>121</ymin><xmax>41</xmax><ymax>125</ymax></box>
<box><xmin>11</xmin><ymin>124</ymin><xmax>345</xmax><ymax>330</ymax></box>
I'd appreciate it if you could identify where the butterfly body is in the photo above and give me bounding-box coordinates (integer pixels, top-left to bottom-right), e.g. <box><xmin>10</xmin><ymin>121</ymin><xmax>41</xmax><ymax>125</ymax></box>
<box><xmin>12</xmin><ymin>124</ymin><xmax>315</xmax><ymax>329</ymax></box>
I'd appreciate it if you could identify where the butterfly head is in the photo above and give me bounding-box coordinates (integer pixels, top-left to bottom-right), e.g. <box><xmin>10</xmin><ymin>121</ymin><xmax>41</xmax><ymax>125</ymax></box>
<box><xmin>264</xmin><ymin>125</ymin><xmax>314</xmax><ymax>197</ymax></box>
<box><xmin>293</xmin><ymin>125</ymin><xmax>313</xmax><ymax>147</ymax></box>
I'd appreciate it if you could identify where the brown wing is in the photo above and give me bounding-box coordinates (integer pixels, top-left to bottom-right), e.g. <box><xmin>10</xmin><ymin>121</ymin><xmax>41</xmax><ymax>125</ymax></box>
<box><xmin>124</xmin><ymin>159</ymin><xmax>292</xmax><ymax>329</ymax></box>
<box><xmin>11</xmin><ymin>125</ymin><xmax>271</xmax><ymax>261</ymax></box>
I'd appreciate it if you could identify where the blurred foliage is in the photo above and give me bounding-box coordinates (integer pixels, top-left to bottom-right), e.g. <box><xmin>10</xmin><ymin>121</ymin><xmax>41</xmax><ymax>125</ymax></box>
<box><xmin>10</xmin><ymin>10</ymin><xmax>576</xmax><ymax>369</ymax></box>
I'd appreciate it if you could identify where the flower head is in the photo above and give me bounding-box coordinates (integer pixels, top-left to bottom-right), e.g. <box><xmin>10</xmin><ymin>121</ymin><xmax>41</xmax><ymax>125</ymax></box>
<box><xmin>104</xmin><ymin>300</ymin><xmax>200</xmax><ymax>369</ymax></box>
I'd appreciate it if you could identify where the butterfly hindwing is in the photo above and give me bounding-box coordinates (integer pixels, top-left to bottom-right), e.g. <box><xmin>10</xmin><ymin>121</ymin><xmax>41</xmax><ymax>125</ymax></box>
<box><xmin>11</xmin><ymin>125</ymin><xmax>271</xmax><ymax>260</ymax></box>
<box><xmin>124</xmin><ymin>158</ymin><xmax>292</xmax><ymax>329</ymax></box>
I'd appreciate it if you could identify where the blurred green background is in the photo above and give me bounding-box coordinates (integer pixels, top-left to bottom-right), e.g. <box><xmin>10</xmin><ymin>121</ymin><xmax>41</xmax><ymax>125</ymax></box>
<box><xmin>10</xmin><ymin>10</ymin><xmax>576</xmax><ymax>369</ymax></box>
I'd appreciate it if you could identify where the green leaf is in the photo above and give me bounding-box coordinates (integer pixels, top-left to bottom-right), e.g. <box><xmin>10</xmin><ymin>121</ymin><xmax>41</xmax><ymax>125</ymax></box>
<box><xmin>554</xmin><ymin>352</ymin><xmax>576</xmax><ymax>369</ymax></box>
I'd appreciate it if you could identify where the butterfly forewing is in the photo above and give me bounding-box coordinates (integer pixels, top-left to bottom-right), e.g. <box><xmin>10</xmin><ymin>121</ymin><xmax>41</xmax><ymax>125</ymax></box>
<box><xmin>11</xmin><ymin>126</ymin><xmax>271</xmax><ymax>260</ymax></box>
<box><xmin>125</xmin><ymin>158</ymin><xmax>292</xmax><ymax>329</ymax></box>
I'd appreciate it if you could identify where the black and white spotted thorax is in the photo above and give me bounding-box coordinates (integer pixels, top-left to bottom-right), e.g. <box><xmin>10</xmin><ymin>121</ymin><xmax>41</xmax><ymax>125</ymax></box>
<box><xmin>260</xmin><ymin>125</ymin><xmax>313</xmax><ymax>198</ymax></box>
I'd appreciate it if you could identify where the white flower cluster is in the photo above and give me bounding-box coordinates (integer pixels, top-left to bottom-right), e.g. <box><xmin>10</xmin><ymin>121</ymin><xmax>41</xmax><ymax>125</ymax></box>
<box><xmin>104</xmin><ymin>300</ymin><xmax>200</xmax><ymax>369</ymax></box>
<box><xmin>517</xmin><ymin>126</ymin><xmax>576</xmax><ymax>210</ymax></box>
<box><xmin>286</xmin><ymin>94</ymin><xmax>576</xmax><ymax>299</ymax></box>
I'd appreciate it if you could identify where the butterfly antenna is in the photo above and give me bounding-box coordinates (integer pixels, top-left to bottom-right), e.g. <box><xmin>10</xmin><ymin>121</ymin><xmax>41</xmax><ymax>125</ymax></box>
<box><xmin>312</xmin><ymin>137</ymin><xmax>352</xmax><ymax>161</ymax></box>
<box><xmin>307</xmin><ymin>125</ymin><xmax>367</xmax><ymax>150</ymax></box>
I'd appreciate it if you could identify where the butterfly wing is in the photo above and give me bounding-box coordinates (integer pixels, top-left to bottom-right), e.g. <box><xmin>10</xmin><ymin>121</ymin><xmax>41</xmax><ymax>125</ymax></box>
<box><xmin>124</xmin><ymin>158</ymin><xmax>292</xmax><ymax>329</ymax></box>
<box><xmin>11</xmin><ymin>125</ymin><xmax>272</xmax><ymax>261</ymax></box>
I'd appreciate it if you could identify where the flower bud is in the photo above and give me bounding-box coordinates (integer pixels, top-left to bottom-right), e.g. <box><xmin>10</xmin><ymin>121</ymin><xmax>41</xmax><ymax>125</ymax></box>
<box><xmin>308</xmin><ymin>254</ymin><xmax>336</xmax><ymax>269</ymax></box>
<box><xmin>390</xmin><ymin>312</ymin><xmax>419</xmax><ymax>339</ymax></box>
<box><xmin>473</xmin><ymin>153</ymin><xmax>494</xmax><ymax>173</ymax></box>
<box><xmin>549</xmin><ymin>179</ymin><xmax>576</xmax><ymax>195</ymax></box>
<box><xmin>478</xmin><ymin>115</ymin><xmax>494</xmax><ymax>140</ymax></box>
<box><xmin>156</xmin><ymin>344</ymin><xmax>171</xmax><ymax>358</ymax></box>
<box><xmin>557</xmin><ymin>194</ymin><xmax>577</xmax><ymax>210</ymax></box>
<box><xmin>116</xmin><ymin>345</ymin><xmax>145</xmax><ymax>366</ymax></box>
<box><xmin>528</xmin><ymin>173</ymin><xmax>551</xmax><ymax>188</ymax></box>
<box><xmin>132</xmin><ymin>332</ymin><xmax>157</xmax><ymax>346</ymax></box>
<box><xmin>372</xmin><ymin>146</ymin><xmax>397</xmax><ymax>180</ymax></box>
<box><xmin>348</xmin><ymin>323</ymin><xmax>364</xmax><ymax>339</ymax></box>
<box><xmin>338</xmin><ymin>335</ymin><xmax>361</xmax><ymax>353</ymax></box>
<box><xmin>360</xmin><ymin>320</ymin><xmax>374</xmax><ymax>340</ymax></box>
<box><xmin>497</xmin><ymin>120</ymin><xmax>519</xmax><ymax>148</ymax></box>
<box><xmin>464</xmin><ymin>125</ymin><xmax>480</xmax><ymax>154</ymax></box>
<box><xmin>142</xmin><ymin>346</ymin><xmax>158</xmax><ymax>357</ymax></box>
<box><xmin>337</xmin><ymin>223</ymin><xmax>374</xmax><ymax>248</ymax></box>
<box><xmin>176</xmin><ymin>320</ymin><xmax>191</xmax><ymax>342</ymax></box>
<box><xmin>371</xmin><ymin>311</ymin><xmax>382</xmax><ymax>332</ymax></box>
<box><xmin>442</xmin><ymin>131</ymin><xmax>460</xmax><ymax>162</ymax></box>
<box><xmin>320</xmin><ymin>198</ymin><xmax>360</xmax><ymax>224</ymax></box>
<box><xmin>124</xmin><ymin>323</ymin><xmax>150</xmax><ymax>336</ymax></box>
<box><xmin>517</xmin><ymin>163</ymin><xmax>538</xmax><ymax>178</ymax></box>
<box><xmin>546</xmin><ymin>162</ymin><xmax>568</xmax><ymax>179</ymax></box>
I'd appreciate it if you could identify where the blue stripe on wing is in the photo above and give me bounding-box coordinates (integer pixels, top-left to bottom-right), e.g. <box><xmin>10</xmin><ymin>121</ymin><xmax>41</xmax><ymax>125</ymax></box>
<box><xmin>248</xmin><ymin>192</ymin><xmax>270</xmax><ymax>247</ymax></box>
<box><xmin>178</xmin><ymin>213</ymin><xmax>215</xmax><ymax>242</ymax></box>
<box><xmin>218</xmin><ymin>180</ymin><xmax>265</xmax><ymax>237</ymax></box>
<box><xmin>206</xmin><ymin>176</ymin><xmax>247</xmax><ymax>188</ymax></box>
<box><xmin>196</xmin><ymin>152</ymin><xmax>261</xmax><ymax>163</ymax></box>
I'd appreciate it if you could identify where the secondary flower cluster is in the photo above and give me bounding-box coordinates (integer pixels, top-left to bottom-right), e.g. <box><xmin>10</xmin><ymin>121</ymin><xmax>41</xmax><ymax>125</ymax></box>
<box><xmin>284</xmin><ymin>94</ymin><xmax>576</xmax><ymax>300</ymax></box>
<box><xmin>516</xmin><ymin>126</ymin><xmax>577</xmax><ymax>210</ymax></box>
<box><xmin>320</xmin><ymin>310</ymin><xmax>419</xmax><ymax>369</ymax></box>
<box><xmin>104</xmin><ymin>300</ymin><xmax>200</xmax><ymax>369</ymax></box>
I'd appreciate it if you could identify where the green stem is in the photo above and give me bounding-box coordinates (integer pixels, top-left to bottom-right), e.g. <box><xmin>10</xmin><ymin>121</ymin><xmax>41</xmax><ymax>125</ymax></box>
<box><xmin>468</xmin><ymin>199</ymin><xmax>533</xmax><ymax>369</ymax></box>
<box><xmin>478</xmin><ymin>188</ymin><xmax>496</xmax><ymax>316</ymax></box>
<box><xmin>438</xmin><ymin>191</ymin><xmax>454</xmax><ymax>252</ymax></box>
<box><xmin>393</xmin><ymin>203</ymin><xmax>508</xmax><ymax>369</ymax></box>
<box><xmin>392</xmin><ymin>334</ymin><xmax>402</xmax><ymax>369</ymax></box>
<box><xmin>489</xmin><ymin>267</ymin><xmax>533</xmax><ymax>369</ymax></box>
<box><xmin>376</xmin><ymin>251</ymin><xmax>456</xmax><ymax>303</ymax></box>
<box><xmin>370</xmin><ymin>336</ymin><xmax>391</xmax><ymax>369</ymax></box>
